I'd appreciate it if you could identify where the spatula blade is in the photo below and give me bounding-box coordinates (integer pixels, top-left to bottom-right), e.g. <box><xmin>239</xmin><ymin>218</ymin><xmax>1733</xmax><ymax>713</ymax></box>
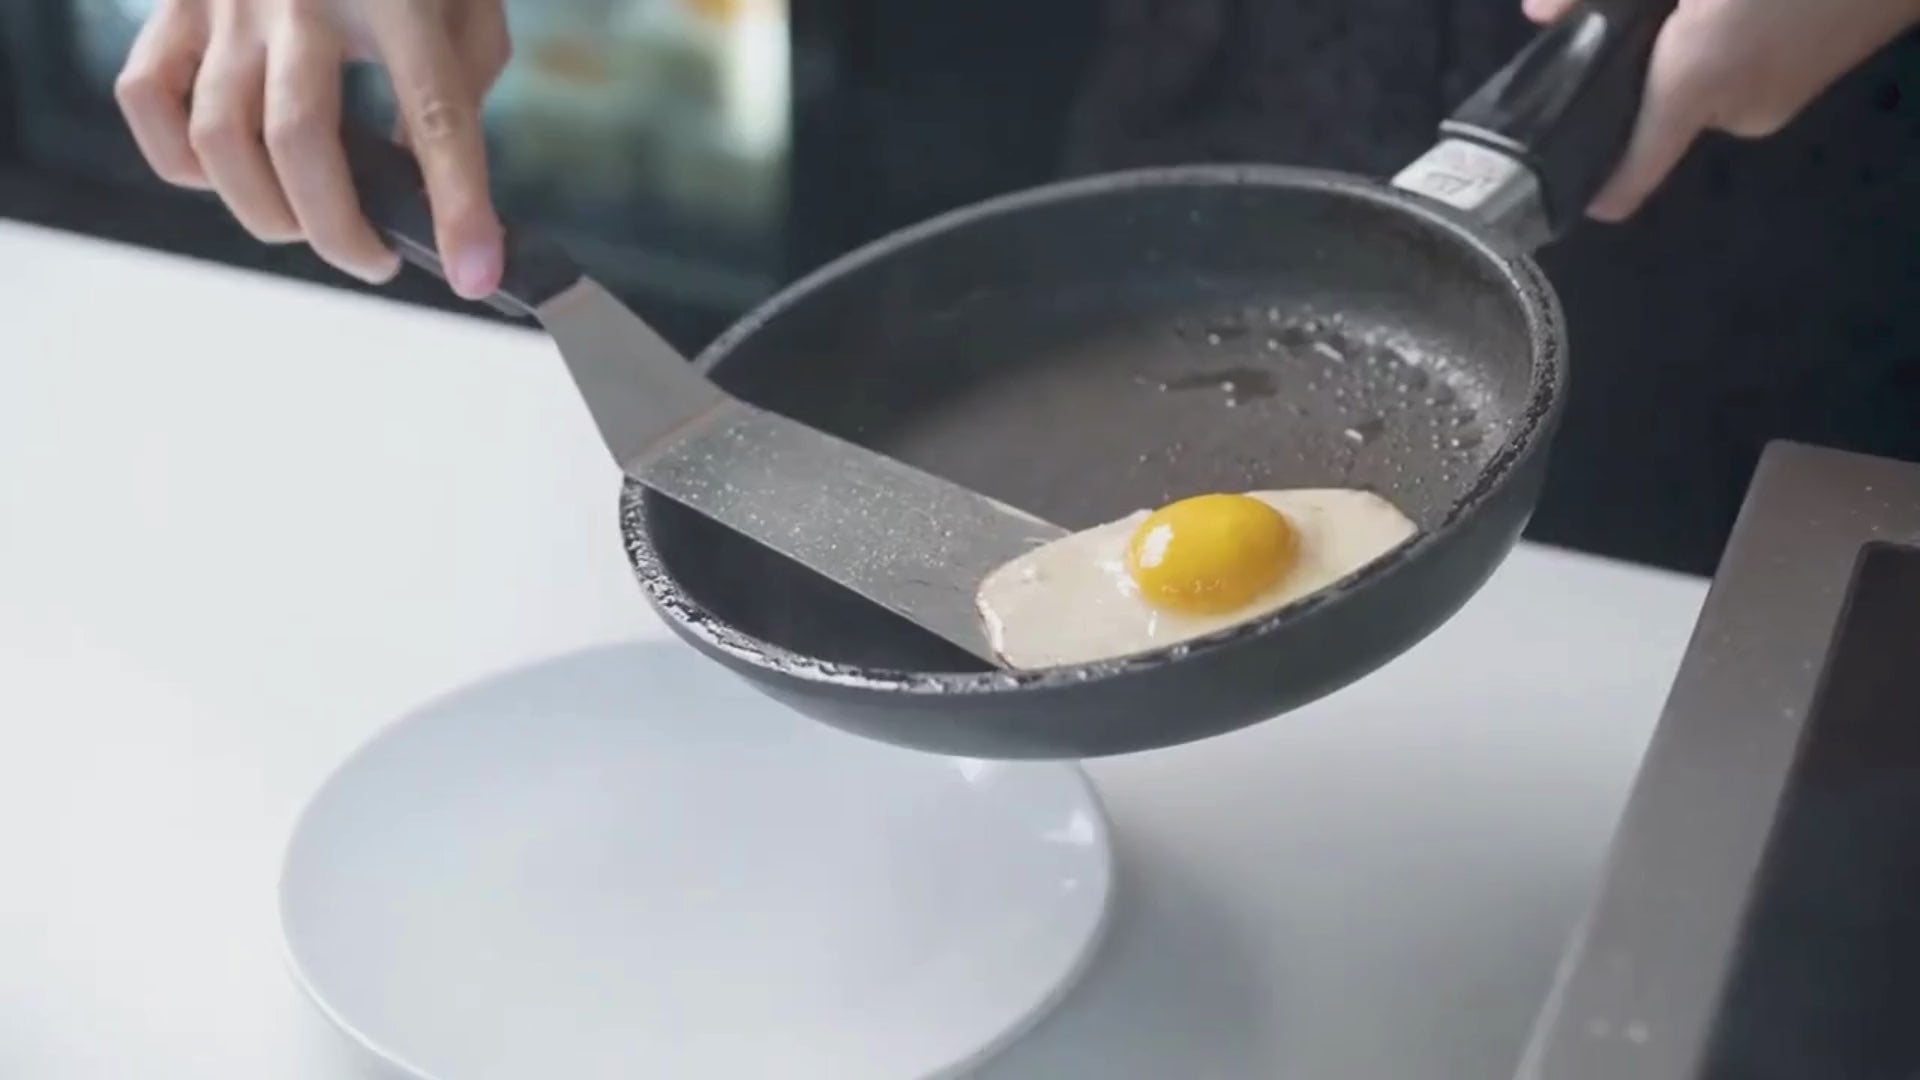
<box><xmin>538</xmin><ymin>281</ymin><xmax>1064</xmax><ymax>664</ymax></box>
<box><xmin>632</xmin><ymin>401</ymin><xmax>1066</xmax><ymax>663</ymax></box>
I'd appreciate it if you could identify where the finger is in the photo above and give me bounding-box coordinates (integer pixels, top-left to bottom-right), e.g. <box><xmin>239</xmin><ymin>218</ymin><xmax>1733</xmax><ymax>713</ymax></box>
<box><xmin>390</xmin><ymin>7</ymin><xmax>510</xmax><ymax>147</ymax></box>
<box><xmin>456</xmin><ymin>1</ymin><xmax>513</xmax><ymax>93</ymax></box>
<box><xmin>264</xmin><ymin>13</ymin><xmax>400</xmax><ymax>283</ymax></box>
<box><xmin>366</xmin><ymin>3</ymin><xmax>503</xmax><ymax>299</ymax></box>
<box><xmin>190</xmin><ymin>27</ymin><xmax>302</xmax><ymax>242</ymax></box>
<box><xmin>1586</xmin><ymin>16</ymin><xmax>1713</xmax><ymax>222</ymax></box>
<box><xmin>116</xmin><ymin>3</ymin><xmax>210</xmax><ymax>188</ymax></box>
<box><xmin>1522</xmin><ymin>0</ymin><xmax>1578</xmax><ymax>24</ymax></box>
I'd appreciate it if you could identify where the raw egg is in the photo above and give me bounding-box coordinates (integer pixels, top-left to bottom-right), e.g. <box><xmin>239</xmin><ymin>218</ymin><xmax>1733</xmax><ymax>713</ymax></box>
<box><xmin>977</xmin><ymin>489</ymin><xmax>1417</xmax><ymax>669</ymax></box>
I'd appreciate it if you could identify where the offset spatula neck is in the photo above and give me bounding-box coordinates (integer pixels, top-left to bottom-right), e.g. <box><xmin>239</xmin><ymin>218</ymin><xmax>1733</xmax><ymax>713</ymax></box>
<box><xmin>527</xmin><ymin>277</ymin><xmax>733</xmax><ymax>468</ymax></box>
<box><xmin>341</xmin><ymin>130</ymin><xmax>1064</xmax><ymax>665</ymax></box>
<box><xmin>341</xmin><ymin>129</ymin><xmax>732</xmax><ymax>465</ymax></box>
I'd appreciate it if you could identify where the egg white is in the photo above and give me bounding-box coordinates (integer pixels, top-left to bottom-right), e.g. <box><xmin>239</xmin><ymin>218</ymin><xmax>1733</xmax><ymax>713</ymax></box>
<box><xmin>977</xmin><ymin>488</ymin><xmax>1418</xmax><ymax>670</ymax></box>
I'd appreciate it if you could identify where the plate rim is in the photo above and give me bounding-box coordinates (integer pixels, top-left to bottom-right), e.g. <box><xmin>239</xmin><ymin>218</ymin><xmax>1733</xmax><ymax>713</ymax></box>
<box><xmin>276</xmin><ymin>642</ymin><xmax>1117</xmax><ymax>1080</ymax></box>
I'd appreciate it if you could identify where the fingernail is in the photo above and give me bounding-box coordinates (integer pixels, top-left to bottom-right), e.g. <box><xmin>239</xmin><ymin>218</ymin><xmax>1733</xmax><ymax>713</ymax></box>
<box><xmin>360</xmin><ymin>254</ymin><xmax>403</xmax><ymax>285</ymax></box>
<box><xmin>449</xmin><ymin>237</ymin><xmax>503</xmax><ymax>299</ymax></box>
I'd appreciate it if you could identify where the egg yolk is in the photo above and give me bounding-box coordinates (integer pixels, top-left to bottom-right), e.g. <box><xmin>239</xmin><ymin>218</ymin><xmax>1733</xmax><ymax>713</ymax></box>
<box><xmin>1125</xmin><ymin>493</ymin><xmax>1299</xmax><ymax>614</ymax></box>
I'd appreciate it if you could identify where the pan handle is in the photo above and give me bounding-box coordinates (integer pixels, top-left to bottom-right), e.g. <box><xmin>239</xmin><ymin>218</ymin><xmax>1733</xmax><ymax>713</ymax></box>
<box><xmin>341</xmin><ymin>127</ymin><xmax>580</xmax><ymax>320</ymax></box>
<box><xmin>1392</xmin><ymin>0</ymin><xmax>1679</xmax><ymax>248</ymax></box>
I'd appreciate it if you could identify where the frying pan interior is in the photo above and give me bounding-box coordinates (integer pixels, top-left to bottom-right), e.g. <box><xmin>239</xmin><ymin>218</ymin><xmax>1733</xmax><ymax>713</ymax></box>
<box><xmin>630</xmin><ymin>170</ymin><xmax>1552</xmax><ymax>676</ymax></box>
<box><xmin>327</xmin><ymin>0</ymin><xmax>1662</xmax><ymax>757</ymax></box>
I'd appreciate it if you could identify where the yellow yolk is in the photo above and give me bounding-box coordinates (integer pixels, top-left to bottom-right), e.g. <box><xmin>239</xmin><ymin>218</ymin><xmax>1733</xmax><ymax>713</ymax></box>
<box><xmin>1124</xmin><ymin>493</ymin><xmax>1299</xmax><ymax>614</ymax></box>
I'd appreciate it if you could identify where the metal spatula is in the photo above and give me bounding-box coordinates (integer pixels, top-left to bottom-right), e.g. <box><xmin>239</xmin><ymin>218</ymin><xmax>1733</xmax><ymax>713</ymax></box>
<box><xmin>344</xmin><ymin>132</ymin><xmax>1064</xmax><ymax>664</ymax></box>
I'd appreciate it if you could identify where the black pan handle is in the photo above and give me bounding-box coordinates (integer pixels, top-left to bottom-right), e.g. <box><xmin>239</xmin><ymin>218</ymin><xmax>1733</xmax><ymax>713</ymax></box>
<box><xmin>341</xmin><ymin>127</ymin><xmax>579</xmax><ymax>319</ymax></box>
<box><xmin>1439</xmin><ymin>0</ymin><xmax>1679</xmax><ymax>238</ymax></box>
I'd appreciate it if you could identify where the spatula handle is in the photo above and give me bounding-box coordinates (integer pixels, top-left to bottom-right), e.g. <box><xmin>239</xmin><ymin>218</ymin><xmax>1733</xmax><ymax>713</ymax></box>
<box><xmin>341</xmin><ymin>127</ymin><xmax>580</xmax><ymax>319</ymax></box>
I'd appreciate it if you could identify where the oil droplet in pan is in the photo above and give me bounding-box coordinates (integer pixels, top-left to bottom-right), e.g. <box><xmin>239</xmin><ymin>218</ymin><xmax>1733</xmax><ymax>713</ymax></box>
<box><xmin>1343</xmin><ymin>417</ymin><xmax>1387</xmax><ymax>445</ymax></box>
<box><xmin>1204</xmin><ymin>318</ymin><xmax>1249</xmax><ymax>345</ymax></box>
<box><xmin>1158</xmin><ymin>368</ymin><xmax>1278</xmax><ymax>401</ymax></box>
<box><xmin>1274</xmin><ymin>322</ymin><xmax>1314</xmax><ymax>348</ymax></box>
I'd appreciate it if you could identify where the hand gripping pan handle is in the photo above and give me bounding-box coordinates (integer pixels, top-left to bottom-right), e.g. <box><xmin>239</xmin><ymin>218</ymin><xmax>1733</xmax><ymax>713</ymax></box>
<box><xmin>1395</xmin><ymin>0</ymin><xmax>1680</xmax><ymax>246</ymax></box>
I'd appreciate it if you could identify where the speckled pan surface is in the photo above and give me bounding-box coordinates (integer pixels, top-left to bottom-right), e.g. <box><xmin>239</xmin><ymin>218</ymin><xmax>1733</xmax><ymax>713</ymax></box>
<box><xmin>621</xmin><ymin>165</ymin><xmax>1566</xmax><ymax>758</ymax></box>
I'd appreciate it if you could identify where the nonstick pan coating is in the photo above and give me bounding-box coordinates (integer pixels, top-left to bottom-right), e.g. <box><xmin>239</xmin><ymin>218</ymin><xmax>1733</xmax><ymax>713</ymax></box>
<box><xmin>622</xmin><ymin>167</ymin><xmax>1564</xmax><ymax>758</ymax></box>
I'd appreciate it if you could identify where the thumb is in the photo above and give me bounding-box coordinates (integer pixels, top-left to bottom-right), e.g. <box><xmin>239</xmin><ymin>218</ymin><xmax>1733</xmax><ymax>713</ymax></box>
<box><xmin>1522</xmin><ymin>0</ymin><xmax>1579</xmax><ymax>24</ymax></box>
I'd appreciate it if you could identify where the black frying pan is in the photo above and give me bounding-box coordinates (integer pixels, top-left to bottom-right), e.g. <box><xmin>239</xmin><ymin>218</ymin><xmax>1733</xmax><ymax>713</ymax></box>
<box><xmin>360</xmin><ymin>0</ymin><xmax>1673</xmax><ymax>759</ymax></box>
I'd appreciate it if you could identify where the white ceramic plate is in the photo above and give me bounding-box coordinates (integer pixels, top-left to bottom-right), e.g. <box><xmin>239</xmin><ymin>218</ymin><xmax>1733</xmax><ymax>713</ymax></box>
<box><xmin>280</xmin><ymin>642</ymin><xmax>1113</xmax><ymax>1079</ymax></box>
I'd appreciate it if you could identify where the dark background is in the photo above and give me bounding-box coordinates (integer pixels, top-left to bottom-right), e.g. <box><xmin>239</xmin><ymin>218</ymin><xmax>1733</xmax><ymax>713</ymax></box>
<box><xmin>4</xmin><ymin>0</ymin><xmax>1917</xmax><ymax>577</ymax></box>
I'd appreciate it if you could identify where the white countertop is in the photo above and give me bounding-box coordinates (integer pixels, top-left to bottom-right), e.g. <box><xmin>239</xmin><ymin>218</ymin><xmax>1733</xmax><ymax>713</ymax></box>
<box><xmin>0</xmin><ymin>221</ymin><xmax>1708</xmax><ymax>1079</ymax></box>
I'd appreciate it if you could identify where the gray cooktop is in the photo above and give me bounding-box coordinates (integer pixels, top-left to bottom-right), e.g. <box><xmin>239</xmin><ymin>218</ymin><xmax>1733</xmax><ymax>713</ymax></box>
<box><xmin>1519</xmin><ymin>441</ymin><xmax>1920</xmax><ymax>1079</ymax></box>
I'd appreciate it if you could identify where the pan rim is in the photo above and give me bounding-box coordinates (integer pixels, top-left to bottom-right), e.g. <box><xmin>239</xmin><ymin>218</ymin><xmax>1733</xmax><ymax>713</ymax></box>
<box><xmin>621</xmin><ymin>162</ymin><xmax>1566</xmax><ymax>697</ymax></box>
